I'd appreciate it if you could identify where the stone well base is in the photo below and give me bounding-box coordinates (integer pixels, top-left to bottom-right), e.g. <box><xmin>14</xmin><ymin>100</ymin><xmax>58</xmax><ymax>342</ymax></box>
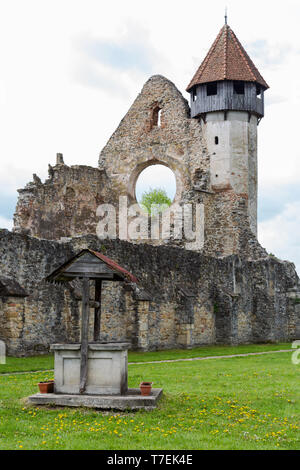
<box><xmin>27</xmin><ymin>388</ymin><xmax>163</xmax><ymax>411</ymax></box>
<box><xmin>51</xmin><ymin>342</ymin><xmax>130</xmax><ymax>395</ymax></box>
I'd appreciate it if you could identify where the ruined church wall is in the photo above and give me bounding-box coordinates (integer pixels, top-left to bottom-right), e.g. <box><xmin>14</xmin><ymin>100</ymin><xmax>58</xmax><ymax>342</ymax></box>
<box><xmin>12</xmin><ymin>75</ymin><xmax>265</xmax><ymax>259</ymax></box>
<box><xmin>1</xmin><ymin>230</ymin><xmax>298</xmax><ymax>356</ymax></box>
<box><xmin>98</xmin><ymin>74</ymin><xmax>260</xmax><ymax>257</ymax></box>
<box><xmin>0</xmin><ymin>230</ymin><xmax>80</xmax><ymax>355</ymax></box>
<box><xmin>98</xmin><ymin>75</ymin><xmax>208</xmax><ymax>201</ymax></box>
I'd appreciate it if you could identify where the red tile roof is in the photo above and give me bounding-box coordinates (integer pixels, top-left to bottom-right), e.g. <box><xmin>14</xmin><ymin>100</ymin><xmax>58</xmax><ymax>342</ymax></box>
<box><xmin>46</xmin><ymin>249</ymin><xmax>139</xmax><ymax>284</ymax></box>
<box><xmin>90</xmin><ymin>250</ymin><xmax>138</xmax><ymax>284</ymax></box>
<box><xmin>186</xmin><ymin>24</ymin><xmax>269</xmax><ymax>91</ymax></box>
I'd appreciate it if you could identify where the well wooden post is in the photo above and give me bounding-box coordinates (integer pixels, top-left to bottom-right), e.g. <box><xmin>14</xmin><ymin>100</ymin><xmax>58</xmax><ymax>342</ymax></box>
<box><xmin>79</xmin><ymin>277</ymin><xmax>90</xmax><ymax>394</ymax></box>
<box><xmin>93</xmin><ymin>279</ymin><xmax>102</xmax><ymax>341</ymax></box>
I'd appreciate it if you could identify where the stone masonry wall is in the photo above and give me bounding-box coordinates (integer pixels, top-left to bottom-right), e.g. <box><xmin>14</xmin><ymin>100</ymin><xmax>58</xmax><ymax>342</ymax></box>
<box><xmin>0</xmin><ymin>230</ymin><xmax>80</xmax><ymax>355</ymax></box>
<box><xmin>0</xmin><ymin>230</ymin><xmax>299</xmax><ymax>355</ymax></box>
<box><xmin>13</xmin><ymin>161</ymin><xmax>113</xmax><ymax>241</ymax></box>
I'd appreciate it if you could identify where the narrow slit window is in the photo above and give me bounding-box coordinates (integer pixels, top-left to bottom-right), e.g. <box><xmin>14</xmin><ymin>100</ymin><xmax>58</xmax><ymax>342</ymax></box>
<box><xmin>215</xmin><ymin>136</ymin><xmax>219</xmax><ymax>145</ymax></box>
<box><xmin>192</xmin><ymin>88</ymin><xmax>197</xmax><ymax>102</ymax></box>
<box><xmin>157</xmin><ymin>109</ymin><xmax>162</xmax><ymax>127</ymax></box>
<box><xmin>256</xmin><ymin>84</ymin><xmax>261</xmax><ymax>98</ymax></box>
<box><xmin>152</xmin><ymin>106</ymin><xmax>162</xmax><ymax>128</ymax></box>
<box><xmin>207</xmin><ymin>82</ymin><xmax>218</xmax><ymax>96</ymax></box>
<box><xmin>233</xmin><ymin>81</ymin><xmax>245</xmax><ymax>95</ymax></box>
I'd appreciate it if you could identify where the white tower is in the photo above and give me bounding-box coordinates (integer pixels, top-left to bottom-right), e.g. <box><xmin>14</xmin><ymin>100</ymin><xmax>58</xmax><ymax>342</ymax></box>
<box><xmin>186</xmin><ymin>23</ymin><xmax>269</xmax><ymax>235</ymax></box>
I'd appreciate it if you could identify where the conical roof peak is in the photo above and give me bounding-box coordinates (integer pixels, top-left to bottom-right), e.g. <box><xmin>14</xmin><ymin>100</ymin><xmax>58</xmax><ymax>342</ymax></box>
<box><xmin>186</xmin><ymin>24</ymin><xmax>269</xmax><ymax>92</ymax></box>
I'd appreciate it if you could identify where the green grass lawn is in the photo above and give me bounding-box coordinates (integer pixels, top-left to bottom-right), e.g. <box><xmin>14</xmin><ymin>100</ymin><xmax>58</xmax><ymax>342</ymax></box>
<box><xmin>128</xmin><ymin>342</ymin><xmax>292</xmax><ymax>363</ymax></box>
<box><xmin>0</xmin><ymin>342</ymin><xmax>292</xmax><ymax>374</ymax></box>
<box><xmin>0</xmin><ymin>349</ymin><xmax>299</xmax><ymax>450</ymax></box>
<box><xmin>0</xmin><ymin>355</ymin><xmax>54</xmax><ymax>374</ymax></box>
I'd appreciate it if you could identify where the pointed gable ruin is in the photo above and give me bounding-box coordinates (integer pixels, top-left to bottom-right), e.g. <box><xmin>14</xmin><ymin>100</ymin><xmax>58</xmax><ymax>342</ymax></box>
<box><xmin>98</xmin><ymin>74</ymin><xmax>207</xmax><ymax>206</ymax></box>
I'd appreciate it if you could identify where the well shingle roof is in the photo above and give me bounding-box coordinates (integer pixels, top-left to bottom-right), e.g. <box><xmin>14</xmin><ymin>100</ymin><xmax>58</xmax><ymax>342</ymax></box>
<box><xmin>186</xmin><ymin>24</ymin><xmax>269</xmax><ymax>91</ymax></box>
<box><xmin>46</xmin><ymin>249</ymin><xmax>139</xmax><ymax>284</ymax></box>
<box><xmin>90</xmin><ymin>250</ymin><xmax>138</xmax><ymax>284</ymax></box>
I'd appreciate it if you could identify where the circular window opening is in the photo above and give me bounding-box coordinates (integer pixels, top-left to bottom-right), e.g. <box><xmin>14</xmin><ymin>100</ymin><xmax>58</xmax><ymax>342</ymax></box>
<box><xmin>135</xmin><ymin>164</ymin><xmax>176</xmax><ymax>215</ymax></box>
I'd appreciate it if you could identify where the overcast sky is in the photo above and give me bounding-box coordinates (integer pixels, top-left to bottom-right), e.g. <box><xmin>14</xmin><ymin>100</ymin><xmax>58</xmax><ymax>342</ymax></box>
<box><xmin>0</xmin><ymin>0</ymin><xmax>299</xmax><ymax>273</ymax></box>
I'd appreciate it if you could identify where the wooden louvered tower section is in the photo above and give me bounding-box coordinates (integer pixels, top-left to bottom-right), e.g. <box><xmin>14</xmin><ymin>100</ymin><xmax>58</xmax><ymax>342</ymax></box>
<box><xmin>187</xmin><ymin>24</ymin><xmax>269</xmax><ymax>119</ymax></box>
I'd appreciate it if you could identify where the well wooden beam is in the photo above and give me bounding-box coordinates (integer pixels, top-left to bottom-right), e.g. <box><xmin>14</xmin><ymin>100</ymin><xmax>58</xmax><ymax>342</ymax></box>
<box><xmin>79</xmin><ymin>277</ymin><xmax>90</xmax><ymax>394</ymax></box>
<box><xmin>93</xmin><ymin>279</ymin><xmax>102</xmax><ymax>342</ymax></box>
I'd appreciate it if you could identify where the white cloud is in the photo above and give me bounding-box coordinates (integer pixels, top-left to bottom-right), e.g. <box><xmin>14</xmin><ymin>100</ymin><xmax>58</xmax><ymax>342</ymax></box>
<box><xmin>258</xmin><ymin>202</ymin><xmax>300</xmax><ymax>274</ymax></box>
<box><xmin>70</xmin><ymin>21</ymin><xmax>164</xmax><ymax>100</ymax></box>
<box><xmin>0</xmin><ymin>216</ymin><xmax>13</xmax><ymax>231</ymax></box>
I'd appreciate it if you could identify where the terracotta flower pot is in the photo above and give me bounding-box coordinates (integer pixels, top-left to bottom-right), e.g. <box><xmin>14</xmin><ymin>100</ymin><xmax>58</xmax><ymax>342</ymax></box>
<box><xmin>139</xmin><ymin>381</ymin><xmax>153</xmax><ymax>396</ymax></box>
<box><xmin>38</xmin><ymin>380</ymin><xmax>54</xmax><ymax>394</ymax></box>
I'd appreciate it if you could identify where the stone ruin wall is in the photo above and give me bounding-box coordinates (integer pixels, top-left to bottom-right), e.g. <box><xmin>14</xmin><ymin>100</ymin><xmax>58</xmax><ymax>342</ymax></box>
<box><xmin>13</xmin><ymin>164</ymin><xmax>114</xmax><ymax>241</ymax></box>
<box><xmin>6</xmin><ymin>75</ymin><xmax>300</xmax><ymax>355</ymax></box>
<box><xmin>0</xmin><ymin>230</ymin><xmax>299</xmax><ymax>356</ymax></box>
<box><xmin>13</xmin><ymin>75</ymin><xmax>264</xmax><ymax>259</ymax></box>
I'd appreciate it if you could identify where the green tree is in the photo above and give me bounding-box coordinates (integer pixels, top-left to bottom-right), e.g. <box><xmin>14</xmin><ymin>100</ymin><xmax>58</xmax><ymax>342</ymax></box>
<box><xmin>140</xmin><ymin>188</ymin><xmax>172</xmax><ymax>215</ymax></box>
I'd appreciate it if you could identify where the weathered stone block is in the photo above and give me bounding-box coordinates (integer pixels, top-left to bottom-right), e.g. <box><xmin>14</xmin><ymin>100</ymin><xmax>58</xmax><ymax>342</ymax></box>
<box><xmin>51</xmin><ymin>342</ymin><xmax>130</xmax><ymax>395</ymax></box>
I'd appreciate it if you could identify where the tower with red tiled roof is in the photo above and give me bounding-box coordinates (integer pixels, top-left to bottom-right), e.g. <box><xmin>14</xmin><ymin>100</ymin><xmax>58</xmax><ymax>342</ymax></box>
<box><xmin>187</xmin><ymin>22</ymin><xmax>269</xmax><ymax>235</ymax></box>
<box><xmin>187</xmin><ymin>23</ymin><xmax>269</xmax><ymax>118</ymax></box>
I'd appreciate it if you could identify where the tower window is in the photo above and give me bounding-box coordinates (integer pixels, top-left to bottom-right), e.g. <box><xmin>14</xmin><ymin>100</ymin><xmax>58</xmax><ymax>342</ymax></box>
<box><xmin>233</xmin><ymin>81</ymin><xmax>245</xmax><ymax>95</ymax></box>
<box><xmin>215</xmin><ymin>136</ymin><xmax>219</xmax><ymax>145</ymax></box>
<box><xmin>207</xmin><ymin>82</ymin><xmax>218</xmax><ymax>96</ymax></box>
<box><xmin>192</xmin><ymin>88</ymin><xmax>197</xmax><ymax>102</ymax></box>
<box><xmin>256</xmin><ymin>84</ymin><xmax>261</xmax><ymax>98</ymax></box>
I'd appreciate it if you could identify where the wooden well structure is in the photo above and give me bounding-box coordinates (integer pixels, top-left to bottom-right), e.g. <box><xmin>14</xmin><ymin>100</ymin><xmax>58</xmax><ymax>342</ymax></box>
<box><xmin>46</xmin><ymin>249</ymin><xmax>138</xmax><ymax>394</ymax></box>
